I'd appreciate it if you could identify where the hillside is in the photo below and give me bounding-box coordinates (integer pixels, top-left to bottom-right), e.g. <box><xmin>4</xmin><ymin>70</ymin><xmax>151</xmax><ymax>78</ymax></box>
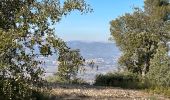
<box><xmin>66</xmin><ymin>41</ymin><xmax>121</xmax><ymax>59</ymax></box>
<box><xmin>44</xmin><ymin>41</ymin><xmax>121</xmax><ymax>82</ymax></box>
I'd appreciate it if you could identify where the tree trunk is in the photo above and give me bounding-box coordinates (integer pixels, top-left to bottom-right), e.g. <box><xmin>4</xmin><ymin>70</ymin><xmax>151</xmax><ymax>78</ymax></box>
<box><xmin>142</xmin><ymin>63</ymin><xmax>147</xmax><ymax>77</ymax></box>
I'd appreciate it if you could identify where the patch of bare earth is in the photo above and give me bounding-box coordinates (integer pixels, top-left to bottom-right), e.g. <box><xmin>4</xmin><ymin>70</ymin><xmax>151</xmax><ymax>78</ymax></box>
<box><xmin>48</xmin><ymin>84</ymin><xmax>169</xmax><ymax>100</ymax></box>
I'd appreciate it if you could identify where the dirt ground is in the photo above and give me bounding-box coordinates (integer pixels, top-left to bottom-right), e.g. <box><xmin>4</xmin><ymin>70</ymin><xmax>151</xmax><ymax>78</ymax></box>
<box><xmin>48</xmin><ymin>84</ymin><xmax>169</xmax><ymax>100</ymax></box>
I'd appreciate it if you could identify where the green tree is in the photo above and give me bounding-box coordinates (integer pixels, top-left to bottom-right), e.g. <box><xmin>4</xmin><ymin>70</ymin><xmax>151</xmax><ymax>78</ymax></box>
<box><xmin>57</xmin><ymin>49</ymin><xmax>85</xmax><ymax>83</ymax></box>
<box><xmin>147</xmin><ymin>42</ymin><xmax>170</xmax><ymax>87</ymax></box>
<box><xmin>0</xmin><ymin>0</ymin><xmax>91</xmax><ymax>99</ymax></box>
<box><xmin>110</xmin><ymin>0</ymin><xmax>170</xmax><ymax>76</ymax></box>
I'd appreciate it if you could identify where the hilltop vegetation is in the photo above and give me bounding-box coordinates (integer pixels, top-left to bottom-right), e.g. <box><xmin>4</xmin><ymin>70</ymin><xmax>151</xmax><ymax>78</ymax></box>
<box><xmin>109</xmin><ymin>0</ymin><xmax>170</xmax><ymax>97</ymax></box>
<box><xmin>0</xmin><ymin>0</ymin><xmax>91</xmax><ymax>99</ymax></box>
<box><xmin>0</xmin><ymin>0</ymin><xmax>170</xmax><ymax>99</ymax></box>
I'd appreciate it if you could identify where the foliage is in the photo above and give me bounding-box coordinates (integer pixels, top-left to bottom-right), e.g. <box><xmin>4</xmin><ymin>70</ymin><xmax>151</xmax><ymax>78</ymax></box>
<box><xmin>147</xmin><ymin>87</ymin><xmax>170</xmax><ymax>97</ymax></box>
<box><xmin>46</xmin><ymin>75</ymin><xmax>87</xmax><ymax>85</ymax></box>
<box><xmin>57</xmin><ymin>49</ymin><xmax>85</xmax><ymax>83</ymax></box>
<box><xmin>110</xmin><ymin>0</ymin><xmax>170</xmax><ymax>76</ymax></box>
<box><xmin>0</xmin><ymin>0</ymin><xmax>91</xmax><ymax>99</ymax></box>
<box><xmin>94</xmin><ymin>72</ymin><xmax>145</xmax><ymax>89</ymax></box>
<box><xmin>146</xmin><ymin>42</ymin><xmax>170</xmax><ymax>87</ymax></box>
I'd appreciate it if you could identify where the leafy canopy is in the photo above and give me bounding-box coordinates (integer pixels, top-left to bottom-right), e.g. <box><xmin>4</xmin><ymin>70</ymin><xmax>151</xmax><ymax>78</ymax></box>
<box><xmin>147</xmin><ymin>42</ymin><xmax>170</xmax><ymax>87</ymax></box>
<box><xmin>0</xmin><ymin>0</ymin><xmax>91</xmax><ymax>99</ymax></box>
<box><xmin>110</xmin><ymin>0</ymin><xmax>170</xmax><ymax>75</ymax></box>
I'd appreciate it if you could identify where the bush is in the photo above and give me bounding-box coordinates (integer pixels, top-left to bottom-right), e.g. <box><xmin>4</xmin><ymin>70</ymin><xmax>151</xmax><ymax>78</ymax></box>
<box><xmin>94</xmin><ymin>72</ymin><xmax>146</xmax><ymax>89</ymax></box>
<box><xmin>146</xmin><ymin>43</ymin><xmax>170</xmax><ymax>87</ymax></box>
<box><xmin>31</xmin><ymin>89</ymin><xmax>56</xmax><ymax>100</ymax></box>
<box><xmin>147</xmin><ymin>87</ymin><xmax>170</xmax><ymax>97</ymax></box>
<box><xmin>0</xmin><ymin>79</ymin><xmax>47</xmax><ymax>100</ymax></box>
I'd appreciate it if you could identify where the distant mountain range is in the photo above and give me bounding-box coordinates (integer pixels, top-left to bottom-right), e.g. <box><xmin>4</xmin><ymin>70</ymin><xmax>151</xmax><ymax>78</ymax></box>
<box><xmin>44</xmin><ymin>41</ymin><xmax>121</xmax><ymax>82</ymax></box>
<box><xmin>67</xmin><ymin>41</ymin><xmax>121</xmax><ymax>82</ymax></box>
<box><xmin>66</xmin><ymin>41</ymin><xmax>121</xmax><ymax>59</ymax></box>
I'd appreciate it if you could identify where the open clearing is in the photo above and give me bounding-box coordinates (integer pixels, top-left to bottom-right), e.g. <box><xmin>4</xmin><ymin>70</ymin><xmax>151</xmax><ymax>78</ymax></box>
<box><xmin>48</xmin><ymin>84</ymin><xmax>169</xmax><ymax>100</ymax></box>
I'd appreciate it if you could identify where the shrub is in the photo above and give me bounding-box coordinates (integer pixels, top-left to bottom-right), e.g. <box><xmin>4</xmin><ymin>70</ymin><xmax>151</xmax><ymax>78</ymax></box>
<box><xmin>147</xmin><ymin>87</ymin><xmax>170</xmax><ymax>97</ymax></box>
<box><xmin>94</xmin><ymin>72</ymin><xmax>146</xmax><ymax>89</ymax></box>
<box><xmin>146</xmin><ymin>43</ymin><xmax>170</xmax><ymax>87</ymax></box>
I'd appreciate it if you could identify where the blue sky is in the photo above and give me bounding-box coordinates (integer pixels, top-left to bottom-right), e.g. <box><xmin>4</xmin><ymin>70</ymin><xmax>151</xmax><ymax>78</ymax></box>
<box><xmin>56</xmin><ymin>0</ymin><xmax>144</xmax><ymax>42</ymax></box>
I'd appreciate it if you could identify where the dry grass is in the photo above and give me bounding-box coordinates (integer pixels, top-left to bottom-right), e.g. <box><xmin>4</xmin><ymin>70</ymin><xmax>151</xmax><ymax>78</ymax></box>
<box><xmin>48</xmin><ymin>84</ymin><xmax>169</xmax><ymax>100</ymax></box>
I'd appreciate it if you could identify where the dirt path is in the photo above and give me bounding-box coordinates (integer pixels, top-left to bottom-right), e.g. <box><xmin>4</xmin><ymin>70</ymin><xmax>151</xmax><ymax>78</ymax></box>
<box><xmin>49</xmin><ymin>84</ymin><xmax>169</xmax><ymax>100</ymax></box>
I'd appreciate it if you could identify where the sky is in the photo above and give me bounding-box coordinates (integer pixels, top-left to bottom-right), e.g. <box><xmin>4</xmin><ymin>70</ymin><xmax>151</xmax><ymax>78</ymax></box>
<box><xmin>55</xmin><ymin>0</ymin><xmax>144</xmax><ymax>42</ymax></box>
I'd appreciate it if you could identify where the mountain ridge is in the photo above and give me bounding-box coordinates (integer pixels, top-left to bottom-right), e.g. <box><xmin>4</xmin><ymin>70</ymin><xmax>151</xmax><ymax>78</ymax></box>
<box><xmin>66</xmin><ymin>40</ymin><xmax>121</xmax><ymax>59</ymax></box>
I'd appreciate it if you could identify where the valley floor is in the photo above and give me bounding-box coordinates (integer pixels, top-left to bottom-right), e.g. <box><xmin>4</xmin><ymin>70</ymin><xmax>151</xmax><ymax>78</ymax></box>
<box><xmin>48</xmin><ymin>84</ymin><xmax>169</xmax><ymax>100</ymax></box>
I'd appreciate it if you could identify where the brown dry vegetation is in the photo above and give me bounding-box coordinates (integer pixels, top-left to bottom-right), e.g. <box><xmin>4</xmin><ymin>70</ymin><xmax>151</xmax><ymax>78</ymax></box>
<box><xmin>46</xmin><ymin>84</ymin><xmax>169</xmax><ymax>100</ymax></box>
